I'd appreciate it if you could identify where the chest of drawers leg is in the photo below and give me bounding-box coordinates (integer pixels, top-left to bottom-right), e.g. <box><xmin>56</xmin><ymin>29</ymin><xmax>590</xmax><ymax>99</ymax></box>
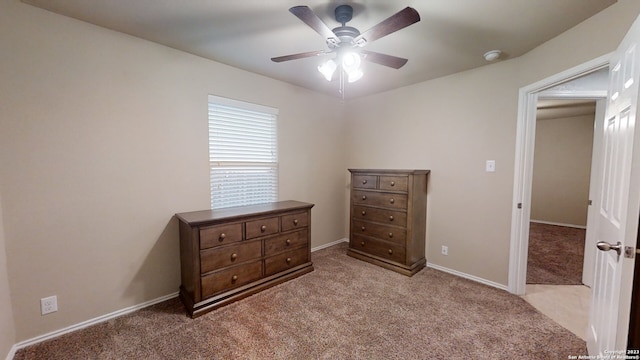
<box><xmin>347</xmin><ymin>169</ymin><xmax>429</xmax><ymax>276</ymax></box>
<box><xmin>176</xmin><ymin>201</ymin><xmax>314</xmax><ymax>317</ymax></box>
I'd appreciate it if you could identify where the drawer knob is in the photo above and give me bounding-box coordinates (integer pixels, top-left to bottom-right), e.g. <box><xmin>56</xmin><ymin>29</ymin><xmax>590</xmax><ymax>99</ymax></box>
<box><xmin>232</xmin><ymin>275</ymin><xmax>238</xmax><ymax>282</ymax></box>
<box><xmin>219</xmin><ymin>233</ymin><xmax>226</xmax><ymax>241</ymax></box>
<box><xmin>362</xmin><ymin>179</ymin><xmax>367</xmax><ymax>184</ymax></box>
<box><xmin>390</xmin><ymin>181</ymin><xmax>395</xmax><ymax>186</ymax></box>
<box><xmin>361</xmin><ymin>226</ymin><xmax>365</xmax><ymax>231</ymax></box>
<box><xmin>230</xmin><ymin>253</ymin><xmax>237</xmax><ymax>261</ymax></box>
<box><xmin>286</xmin><ymin>257</ymin><xmax>292</xmax><ymax>264</ymax></box>
<box><xmin>293</xmin><ymin>219</ymin><xmax>299</xmax><ymax>225</ymax></box>
<box><xmin>389</xmin><ymin>198</ymin><xmax>395</xmax><ymax>204</ymax></box>
<box><xmin>286</xmin><ymin>239</ymin><xmax>291</xmax><ymax>245</ymax></box>
<box><xmin>361</xmin><ymin>210</ymin><xmax>366</xmax><ymax>216</ymax></box>
<box><xmin>389</xmin><ymin>215</ymin><xmax>394</xmax><ymax>221</ymax></box>
<box><xmin>362</xmin><ymin>195</ymin><xmax>367</xmax><ymax>200</ymax></box>
<box><xmin>261</xmin><ymin>225</ymin><xmax>267</xmax><ymax>232</ymax></box>
<box><xmin>360</xmin><ymin>241</ymin><xmax>365</xmax><ymax>246</ymax></box>
<box><xmin>388</xmin><ymin>249</ymin><xmax>393</xmax><ymax>255</ymax></box>
<box><xmin>389</xmin><ymin>232</ymin><xmax>393</xmax><ymax>238</ymax></box>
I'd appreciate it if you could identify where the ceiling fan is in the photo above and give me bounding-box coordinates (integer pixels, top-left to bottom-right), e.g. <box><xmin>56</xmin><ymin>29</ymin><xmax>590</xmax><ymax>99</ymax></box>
<box><xmin>271</xmin><ymin>4</ymin><xmax>420</xmax><ymax>86</ymax></box>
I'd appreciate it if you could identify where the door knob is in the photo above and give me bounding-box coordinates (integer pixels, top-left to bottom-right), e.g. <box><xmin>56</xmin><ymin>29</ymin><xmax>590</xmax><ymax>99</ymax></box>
<box><xmin>597</xmin><ymin>241</ymin><xmax>622</xmax><ymax>256</ymax></box>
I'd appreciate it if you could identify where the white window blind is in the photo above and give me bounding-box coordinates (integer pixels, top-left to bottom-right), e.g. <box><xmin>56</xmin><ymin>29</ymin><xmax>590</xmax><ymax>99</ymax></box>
<box><xmin>208</xmin><ymin>95</ymin><xmax>278</xmax><ymax>209</ymax></box>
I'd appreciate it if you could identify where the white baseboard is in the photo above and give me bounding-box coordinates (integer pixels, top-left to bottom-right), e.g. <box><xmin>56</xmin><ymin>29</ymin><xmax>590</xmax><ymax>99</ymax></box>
<box><xmin>530</xmin><ymin>220</ymin><xmax>586</xmax><ymax>229</ymax></box>
<box><xmin>311</xmin><ymin>239</ymin><xmax>509</xmax><ymax>292</ymax></box>
<box><xmin>11</xmin><ymin>291</ymin><xmax>179</xmax><ymax>355</ymax></box>
<box><xmin>5</xmin><ymin>345</ymin><xmax>17</xmax><ymax>360</ymax></box>
<box><xmin>427</xmin><ymin>263</ymin><xmax>509</xmax><ymax>292</ymax></box>
<box><xmin>311</xmin><ymin>237</ymin><xmax>348</xmax><ymax>252</ymax></box>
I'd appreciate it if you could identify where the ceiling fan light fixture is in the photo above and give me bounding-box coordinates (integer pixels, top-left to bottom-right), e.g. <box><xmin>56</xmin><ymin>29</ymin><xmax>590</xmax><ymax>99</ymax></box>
<box><xmin>318</xmin><ymin>59</ymin><xmax>337</xmax><ymax>81</ymax></box>
<box><xmin>275</xmin><ymin>5</ymin><xmax>420</xmax><ymax>96</ymax></box>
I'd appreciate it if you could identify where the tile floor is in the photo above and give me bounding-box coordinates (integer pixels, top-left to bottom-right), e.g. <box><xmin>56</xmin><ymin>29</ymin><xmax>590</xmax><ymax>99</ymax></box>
<box><xmin>522</xmin><ymin>284</ymin><xmax>591</xmax><ymax>340</ymax></box>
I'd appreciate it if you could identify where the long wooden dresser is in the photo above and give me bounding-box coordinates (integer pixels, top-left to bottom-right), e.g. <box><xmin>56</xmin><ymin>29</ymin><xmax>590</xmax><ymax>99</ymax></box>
<box><xmin>348</xmin><ymin>169</ymin><xmax>429</xmax><ymax>276</ymax></box>
<box><xmin>176</xmin><ymin>200</ymin><xmax>314</xmax><ymax>317</ymax></box>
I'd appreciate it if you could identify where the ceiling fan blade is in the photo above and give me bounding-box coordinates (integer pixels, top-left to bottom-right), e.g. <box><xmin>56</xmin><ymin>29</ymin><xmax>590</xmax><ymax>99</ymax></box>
<box><xmin>289</xmin><ymin>6</ymin><xmax>339</xmax><ymax>43</ymax></box>
<box><xmin>271</xmin><ymin>50</ymin><xmax>329</xmax><ymax>63</ymax></box>
<box><xmin>354</xmin><ymin>7</ymin><xmax>420</xmax><ymax>45</ymax></box>
<box><xmin>360</xmin><ymin>50</ymin><xmax>408</xmax><ymax>69</ymax></box>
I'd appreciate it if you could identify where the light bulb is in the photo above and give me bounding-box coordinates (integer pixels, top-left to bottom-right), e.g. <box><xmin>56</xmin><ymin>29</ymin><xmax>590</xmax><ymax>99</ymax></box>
<box><xmin>342</xmin><ymin>52</ymin><xmax>361</xmax><ymax>72</ymax></box>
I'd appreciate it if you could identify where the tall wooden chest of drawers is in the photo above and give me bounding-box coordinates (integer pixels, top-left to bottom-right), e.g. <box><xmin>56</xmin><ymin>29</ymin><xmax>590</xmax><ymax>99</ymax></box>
<box><xmin>348</xmin><ymin>169</ymin><xmax>429</xmax><ymax>276</ymax></box>
<box><xmin>176</xmin><ymin>200</ymin><xmax>314</xmax><ymax>317</ymax></box>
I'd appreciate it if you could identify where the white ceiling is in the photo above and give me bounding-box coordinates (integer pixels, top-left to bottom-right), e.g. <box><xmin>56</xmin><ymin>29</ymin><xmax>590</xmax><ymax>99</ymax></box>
<box><xmin>22</xmin><ymin>0</ymin><xmax>617</xmax><ymax>99</ymax></box>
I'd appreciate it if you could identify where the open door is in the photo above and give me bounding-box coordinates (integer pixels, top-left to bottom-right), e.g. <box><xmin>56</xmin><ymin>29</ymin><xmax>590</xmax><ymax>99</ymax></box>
<box><xmin>587</xmin><ymin>14</ymin><xmax>640</xmax><ymax>355</ymax></box>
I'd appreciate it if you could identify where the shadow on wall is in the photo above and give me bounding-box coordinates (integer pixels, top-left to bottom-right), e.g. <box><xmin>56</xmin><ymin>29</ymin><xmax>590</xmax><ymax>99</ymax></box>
<box><xmin>123</xmin><ymin>217</ymin><xmax>181</xmax><ymax>305</ymax></box>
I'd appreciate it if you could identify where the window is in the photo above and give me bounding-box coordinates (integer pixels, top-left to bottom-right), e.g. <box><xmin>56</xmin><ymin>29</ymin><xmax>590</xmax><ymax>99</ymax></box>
<box><xmin>208</xmin><ymin>95</ymin><xmax>278</xmax><ymax>209</ymax></box>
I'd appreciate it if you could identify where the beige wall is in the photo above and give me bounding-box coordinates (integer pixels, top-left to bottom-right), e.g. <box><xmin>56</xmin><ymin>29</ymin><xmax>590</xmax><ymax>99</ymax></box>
<box><xmin>531</xmin><ymin>114</ymin><xmax>594</xmax><ymax>226</ymax></box>
<box><xmin>3</xmin><ymin>0</ymin><xmax>640</xmax><ymax>353</ymax></box>
<box><xmin>345</xmin><ymin>60</ymin><xmax>521</xmax><ymax>284</ymax></box>
<box><xmin>0</xmin><ymin>0</ymin><xmax>347</xmax><ymax>343</ymax></box>
<box><xmin>0</xmin><ymin>194</ymin><xmax>16</xmax><ymax>360</ymax></box>
<box><xmin>345</xmin><ymin>0</ymin><xmax>640</xmax><ymax>286</ymax></box>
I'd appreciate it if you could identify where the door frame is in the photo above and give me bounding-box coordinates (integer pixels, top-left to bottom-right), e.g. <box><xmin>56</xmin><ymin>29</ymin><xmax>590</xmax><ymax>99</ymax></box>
<box><xmin>508</xmin><ymin>53</ymin><xmax>611</xmax><ymax>295</ymax></box>
<box><xmin>531</xmin><ymin>96</ymin><xmax>606</xmax><ymax>288</ymax></box>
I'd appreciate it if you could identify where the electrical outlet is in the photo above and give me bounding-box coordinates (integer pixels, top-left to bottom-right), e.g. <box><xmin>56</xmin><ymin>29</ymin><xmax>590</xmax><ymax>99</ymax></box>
<box><xmin>441</xmin><ymin>245</ymin><xmax>448</xmax><ymax>256</ymax></box>
<box><xmin>41</xmin><ymin>295</ymin><xmax>58</xmax><ymax>315</ymax></box>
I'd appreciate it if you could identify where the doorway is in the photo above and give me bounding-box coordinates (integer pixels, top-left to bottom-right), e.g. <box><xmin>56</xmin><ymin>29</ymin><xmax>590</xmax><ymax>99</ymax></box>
<box><xmin>528</xmin><ymin>98</ymin><xmax>597</xmax><ymax>285</ymax></box>
<box><xmin>508</xmin><ymin>58</ymin><xmax>609</xmax><ymax>339</ymax></box>
<box><xmin>523</xmin><ymin>94</ymin><xmax>603</xmax><ymax>340</ymax></box>
<box><xmin>509</xmin><ymin>56</ymin><xmax>609</xmax><ymax>296</ymax></box>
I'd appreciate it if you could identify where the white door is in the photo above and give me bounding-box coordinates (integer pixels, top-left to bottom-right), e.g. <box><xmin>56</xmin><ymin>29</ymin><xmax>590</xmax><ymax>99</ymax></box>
<box><xmin>587</xmin><ymin>15</ymin><xmax>640</xmax><ymax>355</ymax></box>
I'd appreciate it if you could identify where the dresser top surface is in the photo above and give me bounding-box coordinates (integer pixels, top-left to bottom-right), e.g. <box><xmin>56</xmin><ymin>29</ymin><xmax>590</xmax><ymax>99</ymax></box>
<box><xmin>348</xmin><ymin>169</ymin><xmax>430</xmax><ymax>175</ymax></box>
<box><xmin>175</xmin><ymin>200</ymin><xmax>314</xmax><ymax>225</ymax></box>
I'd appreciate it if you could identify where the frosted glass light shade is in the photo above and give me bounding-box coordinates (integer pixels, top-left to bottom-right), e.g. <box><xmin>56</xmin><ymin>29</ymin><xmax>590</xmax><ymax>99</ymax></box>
<box><xmin>317</xmin><ymin>59</ymin><xmax>337</xmax><ymax>81</ymax></box>
<box><xmin>347</xmin><ymin>68</ymin><xmax>363</xmax><ymax>83</ymax></box>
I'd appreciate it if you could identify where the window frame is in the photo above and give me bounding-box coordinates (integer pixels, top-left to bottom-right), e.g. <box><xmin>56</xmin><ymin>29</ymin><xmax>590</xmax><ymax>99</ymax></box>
<box><xmin>207</xmin><ymin>95</ymin><xmax>279</xmax><ymax>210</ymax></box>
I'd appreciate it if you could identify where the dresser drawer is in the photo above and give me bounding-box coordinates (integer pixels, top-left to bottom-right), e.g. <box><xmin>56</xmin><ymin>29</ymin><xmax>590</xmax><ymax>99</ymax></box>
<box><xmin>350</xmin><ymin>235</ymin><xmax>405</xmax><ymax>264</ymax></box>
<box><xmin>353</xmin><ymin>175</ymin><xmax>377</xmax><ymax>189</ymax></box>
<box><xmin>264</xmin><ymin>247</ymin><xmax>309</xmax><ymax>276</ymax></box>
<box><xmin>352</xmin><ymin>205</ymin><xmax>407</xmax><ymax>225</ymax></box>
<box><xmin>352</xmin><ymin>220</ymin><xmax>407</xmax><ymax>244</ymax></box>
<box><xmin>201</xmin><ymin>260</ymin><xmax>263</xmax><ymax>298</ymax></box>
<box><xmin>352</xmin><ymin>190</ymin><xmax>408</xmax><ymax>210</ymax></box>
<box><xmin>200</xmin><ymin>223</ymin><xmax>242</xmax><ymax>249</ymax></box>
<box><xmin>281</xmin><ymin>212</ymin><xmax>308</xmax><ymax>232</ymax></box>
<box><xmin>379</xmin><ymin>176</ymin><xmax>408</xmax><ymax>192</ymax></box>
<box><xmin>245</xmin><ymin>216</ymin><xmax>279</xmax><ymax>239</ymax></box>
<box><xmin>200</xmin><ymin>240</ymin><xmax>262</xmax><ymax>274</ymax></box>
<box><xmin>264</xmin><ymin>229</ymin><xmax>308</xmax><ymax>256</ymax></box>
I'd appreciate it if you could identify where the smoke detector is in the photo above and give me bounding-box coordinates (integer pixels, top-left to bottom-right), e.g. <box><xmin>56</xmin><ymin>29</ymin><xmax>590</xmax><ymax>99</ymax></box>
<box><xmin>483</xmin><ymin>50</ymin><xmax>502</xmax><ymax>61</ymax></box>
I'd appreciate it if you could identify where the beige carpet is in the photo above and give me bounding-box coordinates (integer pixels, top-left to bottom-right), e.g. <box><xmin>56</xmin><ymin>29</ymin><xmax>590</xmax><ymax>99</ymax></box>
<box><xmin>15</xmin><ymin>242</ymin><xmax>587</xmax><ymax>359</ymax></box>
<box><xmin>527</xmin><ymin>222</ymin><xmax>586</xmax><ymax>285</ymax></box>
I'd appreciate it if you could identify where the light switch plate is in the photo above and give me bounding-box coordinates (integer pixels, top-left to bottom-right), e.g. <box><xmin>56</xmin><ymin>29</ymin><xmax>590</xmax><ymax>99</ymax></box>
<box><xmin>486</xmin><ymin>160</ymin><xmax>496</xmax><ymax>172</ymax></box>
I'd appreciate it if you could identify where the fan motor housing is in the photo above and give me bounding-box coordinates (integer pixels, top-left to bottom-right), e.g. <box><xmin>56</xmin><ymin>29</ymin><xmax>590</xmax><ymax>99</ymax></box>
<box><xmin>332</xmin><ymin>26</ymin><xmax>360</xmax><ymax>45</ymax></box>
<box><xmin>334</xmin><ymin>4</ymin><xmax>353</xmax><ymax>24</ymax></box>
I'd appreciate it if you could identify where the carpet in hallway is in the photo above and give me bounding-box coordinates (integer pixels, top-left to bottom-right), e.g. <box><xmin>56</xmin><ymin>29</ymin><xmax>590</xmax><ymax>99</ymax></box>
<box><xmin>527</xmin><ymin>222</ymin><xmax>585</xmax><ymax>285</ymax></box>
